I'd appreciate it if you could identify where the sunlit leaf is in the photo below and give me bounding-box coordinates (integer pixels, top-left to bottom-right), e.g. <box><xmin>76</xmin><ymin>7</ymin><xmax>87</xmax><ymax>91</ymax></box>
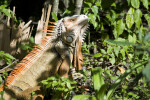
<box><xmin>134</xmin><ymin>9</ymin><xmax>142</xmax><ymax>28</ymax></box>
<box><xmin>52</xmin><ymin>12</ymin><xmax>58</xmax><ymax>21</ymax></box>
<box><xmin>72</xmin><ymin>95</ymin><xmax>96</xmax><ymax>100</ymax></box>
<box><xmin>0</xmin><ymin>5</ymin><xmax>11</xmax><ymax>17</ymax></box>
<box><xmin>144</xmin><ymin>14</ymin><xmax>150</xmax><ymax>26</ymax></box>
<box><xmin>126</xmin><ymin>8</ymin><xmax>135</xmax><ymax>29</ymax></box>
<box><xmin>128</xmin><ymin>34</ymin><xmax>136</xmax><ymax>43</ymax></box>
<box><xmin>141</xmin><ymin>0</ymin><xmax>149</xmax><ymax>9</ymax></box>
<box><xmin>116</xmin><ymin>19</ymin><xmax>125</xmax><ymax>37</ymax></box>
<box><xmin>91</xmin><ymin>6</ymin><xmax>98</xmax><ymax>16</ymax></box>
<box><xmin>110</xmin><ymin>53</ymin><xmax>115</xmax><ymax>65</ymax></box>
<box><xmin>131</xmin><ymin>0</ymin><xmax>140</xmax><ymax>8</ymax></box>
<box><xmin>92</xmin><ymin>67</ymin><xmax>104</xmax><ymax>93</ymax></box>
<box><xmin>88</xmin><ymin>14</ymin><xmax>97</xmax><ymax>28</ymax></box>
<box><xmin>93</xmin><ymin>53</ymin><xmax>102</xmax><ymax>58</ymax></box>
<box><xmin>114</xmin><ymin>46</ymin><xmax>120</xmax><ymax>57</ymax></box>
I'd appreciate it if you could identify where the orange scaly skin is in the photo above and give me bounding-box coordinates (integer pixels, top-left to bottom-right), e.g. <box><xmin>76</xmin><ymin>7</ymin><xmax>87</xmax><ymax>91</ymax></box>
<box><xmin>0</xmin><ymin>15</ymin><xmax>88</xmax><ymax>99</ymax></box>
<box><xmin>6</xmin><ymin>24</ymin><xmax>55</xmax><ymax>87</ymax></box>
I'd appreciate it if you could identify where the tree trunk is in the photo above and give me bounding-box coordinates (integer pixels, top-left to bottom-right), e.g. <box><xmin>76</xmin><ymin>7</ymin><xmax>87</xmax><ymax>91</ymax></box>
<box><xmin>63</xmin><ymin>0</ymin><xmax>69</xmax><ymax>8</ymax></box>
<box><xmin>52</xmin><ymin>0</ymin><xmax>59</xmax><ymax>15</ymax></box>
<box><xmin>74</xmin><ymin>0</ymin><xmax>83</xmax><ymax>15</ymax></box>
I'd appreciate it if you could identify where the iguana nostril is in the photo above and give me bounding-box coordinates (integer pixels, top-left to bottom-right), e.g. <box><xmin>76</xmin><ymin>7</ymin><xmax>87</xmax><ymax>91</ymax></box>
<box><xmin>66</xmin><ymin>36</ymin><xmax>73</xmax><ymax>43</ymax></box>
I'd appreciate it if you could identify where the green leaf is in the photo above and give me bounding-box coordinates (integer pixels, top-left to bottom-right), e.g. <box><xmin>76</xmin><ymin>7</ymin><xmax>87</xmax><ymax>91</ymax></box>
<box><xmin>116</xmin><ymin>19</ymin><xmax>125</xmax><ymax>37</ymax></box>
<box><xmin>84</xmin><ymin>1</ymin><xmax>92</xmax><ymax>7</ymax></box>
<box><xmin>88</xmin><ymin>14</ymin><xmax>97</xmax><ymax>28</ymax></box>
<box><xmin>128</xmin><ymin>34</ymin><xmax>137</xmax><ymax>43</ymax></box>
<box><xmin>131</xmin><ymin>0</ymin><xmax>140</xmax><ymax>8</ymax></box>
<box><xmin>107</xmin><ymin>61</ymin><xmax>147</xmax><ymax>100</ymax></box>
<box><xmin>127</xmin><ymin>0</ymin><xmax>131</xmax><ymax>5</ymax></box>
<box><xmin>144</xmin><ymin>14</ymin><xmax>150</xmax><ymax>26</ymax></box>
<box><xmin>110</xmin><ymin>53</ymin><xmax>115</xmax><ymax>65</ymax></box>
<box><xmin>134</xmin><ymin>9</ymin><xmax>142</xmax><ymax>28</ymax></box>
<box><xmin>72</xmin><ymin>95</ymin><xmax>96</xmax><ymax>100</ymax></box>
<box><xmin>107</xmin><ymin>46</ymin><xmax>113</xmax><ymax>54</ymax></box>
<box><xmin>0</xmin><ymin>76</ymin><xmax>2</xmax><ymax>84</ymax></box>
<box><xmin>91</xmin><ymin>6</ymin><xmax>98</xmax><ymax>16</ymax></box>
<box><xmin>126</xmin><ymin>8</ymin><xmax>135</xmax><ymax>29</ymax></box>
<box><xmin>93</xmin><ymin>53</ymin><xmax>102</xmax><ymax>58</ymax></box>
<box><xmin>29</xmin><ymin>37</ymin><xmax>34</xmax><ymax>43</ymax></box>
<box><xmin>52</xmin><ymin>12</ymin><xmax>58</xmax><ymax>21</ymax></box>
<box><xmin>97</xmin><ymin>84</ymin><xmax>107</xmax><ymax>100</ymax></box>
<box><xmin>142</xmin><ymin>62</ymin><xmax>150</xmax><ymax>86</ymax></box>
<box><xmin>96</xmin><ymin>0</ymin><xmax>101</xmax><ymax>7</ymax></box>
<box><xmin>114</xmin><ymin>46</ymin><xmax>120</xmax><ymax>57</ymax></box>
<box><xmin>92</xmin><ymin>67</ymin><xmax>104</xmax><ymax>93</ymax></box>
<box><xmin>141</xmin><ymin>0</ymin><xmax>149</xmax><ymax>9</ymax></box>
<box><xmin>113</xmin><ymin>22</ymin><xmax>118</xmax><ymax>38</ymax></box>
<box><xmin>0</xmin><ymin>5</ymin><xmax>11</xmax><ymax>17</ymax></box>
<box><xmin>4</xmin><ymin>53</ymin><xmax>15</xmax><ymax>60</ymax></box>
<box><xmin>120</xmin><ymin>49</ymin><xmax>125</xmax><ymax>60</ymax></box>
<box><xmin>101</xmin><ymin>49</ymin><xmax>106</xmax><ymax>54</ymax></box>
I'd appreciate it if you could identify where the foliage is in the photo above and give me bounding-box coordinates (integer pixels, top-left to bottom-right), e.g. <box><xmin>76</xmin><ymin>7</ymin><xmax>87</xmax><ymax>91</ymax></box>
<box><xmin>18</xmin><ymin>37</ymin><xmax>36</xmax><ymax>51</ymax></box>
<box><xmin>52</xmin><ymin>12</ymin><xmax>58</xmax><ymax>21</ymax></box>
<box><xmin>0</xmin><ymin>51</ymin><xmax>15</xmax><ymax>65</ymax></box>
<box><xmin>73</xmin><ymin>0</ymin><xmax>150</xmax><ymax>99</ymax></box>
<box><xmin>41</xmin><ymin>74</ymin><xmax>77</xmax><ymax>100</ymax></box>
<box><xmin>1</xmin><ymin>0</ymin><xmax>150</xmax><ymax>99</ymax></box>
<box><xmin>0</xmin><ymin>0</ymin><xmax>12</xmax><ymax>17</ymax></box>
<box><xmin>0</xmin><ymin>51</ymin><xmax>16</xmax><ymax>99</ymax></box>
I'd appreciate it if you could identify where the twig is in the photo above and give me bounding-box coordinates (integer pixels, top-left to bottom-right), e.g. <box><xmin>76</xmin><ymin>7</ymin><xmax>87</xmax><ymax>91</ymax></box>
<box><xmin>0</xmin><ymin>60</ymin><xmax>18</xmax><ymax>73</ymax></box>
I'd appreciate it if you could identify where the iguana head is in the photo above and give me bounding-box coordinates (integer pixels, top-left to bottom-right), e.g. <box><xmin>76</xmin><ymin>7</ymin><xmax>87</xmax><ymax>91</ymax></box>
<box><xmin>56</xmin><ymin>15</ymin><xmax>88</xmax><ymax>71</ymax></box>
<box><xmin>57</xmin><ymin>15</ymin><xmax>88</xmax><ymax>46</ymax></box>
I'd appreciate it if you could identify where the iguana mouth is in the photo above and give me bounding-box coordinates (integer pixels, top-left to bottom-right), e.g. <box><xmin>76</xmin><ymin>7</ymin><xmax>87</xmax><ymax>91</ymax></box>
<box><xmin>81</xmin><ymin>23</ymin><xmax>88</xmax><ymax>29</ymax></box>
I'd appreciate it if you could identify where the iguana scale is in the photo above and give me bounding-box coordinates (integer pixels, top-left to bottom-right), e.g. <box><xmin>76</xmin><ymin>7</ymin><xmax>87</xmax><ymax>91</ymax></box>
<box><xmin>0</xmin><ymin>15</ymin><xmax>88</xmax><ymax>99</ymax></box>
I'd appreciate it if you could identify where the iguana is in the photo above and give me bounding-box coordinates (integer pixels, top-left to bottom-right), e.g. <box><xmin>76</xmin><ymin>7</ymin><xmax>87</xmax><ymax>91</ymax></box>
<box><xmin>0</xmin><ymin>15</ymin><xmax>88</xmax><ymax>99</ymax></box>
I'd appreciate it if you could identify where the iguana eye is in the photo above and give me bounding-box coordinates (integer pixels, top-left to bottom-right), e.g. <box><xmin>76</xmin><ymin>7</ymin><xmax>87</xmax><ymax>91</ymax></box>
<box><xmin>70</xmin><ymin>19</ymin><xmax>75</xmax><ymax>22</ymax></box>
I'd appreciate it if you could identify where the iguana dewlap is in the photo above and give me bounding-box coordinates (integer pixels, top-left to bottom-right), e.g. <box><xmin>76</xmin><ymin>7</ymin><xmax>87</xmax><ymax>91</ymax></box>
<box><xmin>0</xmin><ymin>15</ymin><xmax>88</xmax><ymax>99</ymax></box>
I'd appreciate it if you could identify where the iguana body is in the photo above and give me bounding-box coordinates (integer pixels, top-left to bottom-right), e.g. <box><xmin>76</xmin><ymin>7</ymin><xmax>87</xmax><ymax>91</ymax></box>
<box><xmin>0</xmin><ymin>15</ymin><xmax>88</xmax><ymax>99</ymax></box>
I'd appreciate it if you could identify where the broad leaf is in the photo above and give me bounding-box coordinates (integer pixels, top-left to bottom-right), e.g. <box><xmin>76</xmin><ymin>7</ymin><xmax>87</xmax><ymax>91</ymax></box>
<box><xmin>88</xmin><ymin>14</ymin><xmax>97</xmax><ymax>28</ymax></box>
<box><xmin>142</xmin><ymin>62</ymin><xmax>150</xmax><ymax>86</ymax></box>
<box><xmin>126</xmin><ymin>8</ymin><xmax>135</xmax><ymax>29</ymax></box>
<box><xmin>128</xmin><ymin>34</ymin><xmax>137</xmax><ymax>43</ymax></box>
<box><xmin>114</xmin><ymin>46</ymin><xmax>120</xmax><ymax>57</ymax></box>
<box><xmin>0</xmin><ymin>5</ymin><xmax>11</xmax><ymax>17</ymax></box>
<box><xmin>127</xmin><ymin>0</ymin><xmax>131</xmax><ymax>5</ymax></box>
<box><xmin>92</xmin><ymin>67</ymin><xmax>104</xmax><ymax>93</ymax></box>
<box><xmin>141</xmin><ymin>0</ymin><xmax>149</xmax><ymax>9</ymax></box>
<box><xmin>52</xmin><ymin>12</ymin><xmax>58</xmax><ymax>21</ymax></box>
<box><xmin>93</xmin><ymin>53</ymin><xmax>102</xmax><ymax>58</ymax></box>
<box><xmin>134</xmin><ymin>9</ymin><xmax>142</xmax><ymax>28</ymax></box>
<box><xmin>131</xmin><ymin>0</ymin><xmax>140</xmax><ymax>8</ymax></box>
<box><xmin>72</xmin><ymin>95</ymin><xmax>96</xmax><ymax>100</ymax></box>
<box><xmin>110</xmin><ymin>53</ymin><xmax>115</xmax><ymax>65</ymax></box>
<box><xmin>97</xmin><ymin>84</ymin><xmax>107</xmax><ymax>100</ymax></box>
<box><xmin>144</xmin><ymin>14</ymin><xmax>150</xmax><ymax>26</ymax></box>
<box><xmin>91</xmin><ymin>6</ymin><xmax>98</xmax><ymax>16</ymax></box>
<box><xmin>116</xmin><ymin>19</ymin><xmax>125</xmax><ymax>37</ymax></box>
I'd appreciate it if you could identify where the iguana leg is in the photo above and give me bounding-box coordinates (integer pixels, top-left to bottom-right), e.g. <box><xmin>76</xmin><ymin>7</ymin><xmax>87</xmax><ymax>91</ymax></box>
<box><xmin>4</xmin><ymin>86</ymin><xmax>43</xmax><ymax>100</ymax></box>
<box><xmin>16</xmin><ymin>86</ymin><xmax>43</xmax><ymax>100</ymax></box>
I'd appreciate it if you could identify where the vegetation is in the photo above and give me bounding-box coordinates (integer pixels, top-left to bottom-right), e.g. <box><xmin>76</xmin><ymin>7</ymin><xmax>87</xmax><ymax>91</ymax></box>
<box><xmin>0</xmin><ymin>0</ymin><xmax>150</xmax><ymax>100</ymax></box>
